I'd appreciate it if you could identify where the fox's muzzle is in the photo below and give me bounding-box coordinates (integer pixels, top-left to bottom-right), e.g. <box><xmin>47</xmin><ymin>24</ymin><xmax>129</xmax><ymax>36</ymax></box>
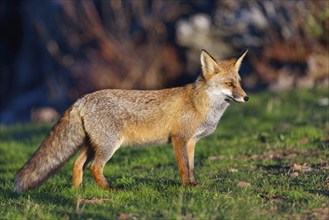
<box><xmin>231</xmin><ymin>94</ymin><xmax>249</xmax><ymax>103</ymax></box>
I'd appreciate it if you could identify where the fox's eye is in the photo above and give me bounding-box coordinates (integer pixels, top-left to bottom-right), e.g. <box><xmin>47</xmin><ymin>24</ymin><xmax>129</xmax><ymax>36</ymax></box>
<box><xmin>226</xmin><ymin>82</ymin><xmax>234</xmax><ymax>87</ymax></box>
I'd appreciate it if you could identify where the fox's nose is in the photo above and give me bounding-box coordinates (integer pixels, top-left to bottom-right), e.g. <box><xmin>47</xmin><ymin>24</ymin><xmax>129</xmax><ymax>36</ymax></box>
<box><xmin>243</xmin><ymin>96</ymin><xmax>249</xmax><ymax>102</ymax></box>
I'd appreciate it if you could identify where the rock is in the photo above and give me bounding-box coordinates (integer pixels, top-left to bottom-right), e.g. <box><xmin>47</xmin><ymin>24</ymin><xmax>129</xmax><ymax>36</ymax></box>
<box><xmin>237</xmin><ymin>181</ymin><xmax>251</xmax><ymax>187</ymax></box>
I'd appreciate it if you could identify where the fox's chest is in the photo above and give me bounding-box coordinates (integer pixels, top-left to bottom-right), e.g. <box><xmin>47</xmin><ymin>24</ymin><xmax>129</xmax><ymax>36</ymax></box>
<box><xmin>193</xmin><ymin>100</ymin><xmax>229</xmax><ymax>139</ymax></box>
<box><xmin>194</xmin><ymin>121</ymin><xmax>218</xmax><ymax>139</ymax></box>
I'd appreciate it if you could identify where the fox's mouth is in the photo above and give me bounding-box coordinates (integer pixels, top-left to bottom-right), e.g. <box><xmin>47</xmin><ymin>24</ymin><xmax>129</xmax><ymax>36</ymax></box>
<box><xmin>225</xmin><ymin>96</ymin><xmax>234</xmax><ymax>103</ymax></box>
<box><xmin>225</xmin><ymin>95</ymin><xmax>240</xmax><ymax>103</ymax></box>
<box><xmin>225</xmin><ymin>95</ymin><xmax>248</xmax><ymax>103</ymax></box>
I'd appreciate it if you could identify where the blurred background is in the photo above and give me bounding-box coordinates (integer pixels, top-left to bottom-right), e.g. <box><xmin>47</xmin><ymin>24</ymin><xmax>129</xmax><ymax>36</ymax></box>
<box><xmin>0</xmin><ymin>0</ymin><xmax>328</xmax><ymax>124</ymax></box>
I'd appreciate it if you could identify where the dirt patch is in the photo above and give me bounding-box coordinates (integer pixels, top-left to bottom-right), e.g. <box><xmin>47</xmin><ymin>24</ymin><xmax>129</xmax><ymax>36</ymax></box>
<box><xmin>289</xmin><ymin>207</ymin><xmax>329</xmax><ymax>220</ymax></box>
<box><xmin>248</xmin><ymin>148</ymin><xmax>324</xmax><ymax>161</ymax></box>
<box><xmin>75</xmin><ymin>198</ymin><xmax>113</xmax><ymax>205</ymax></box>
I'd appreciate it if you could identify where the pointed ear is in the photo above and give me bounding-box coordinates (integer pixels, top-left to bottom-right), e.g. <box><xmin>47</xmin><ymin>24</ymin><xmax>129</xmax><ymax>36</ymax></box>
<box><xmin>200</xmin><ymin>49</ymin><xmax>220</xmax><ymax>80</ymax></box>
<box><xmin>234</xmin><ymin>50</ymin><xmax>248</xmax><ymax>72</ymax></box>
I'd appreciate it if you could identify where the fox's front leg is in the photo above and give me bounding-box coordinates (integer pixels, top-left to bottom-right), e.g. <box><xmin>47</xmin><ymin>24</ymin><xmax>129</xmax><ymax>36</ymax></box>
<box><xmin>187</xmin><ymin>139</ymin><xmax>197</xmax><ymax>186</ymax></box>
<box><xmin>172</xmin><ymin>136</ymin><xmax>196</xmax><ymax>186</ymax></box>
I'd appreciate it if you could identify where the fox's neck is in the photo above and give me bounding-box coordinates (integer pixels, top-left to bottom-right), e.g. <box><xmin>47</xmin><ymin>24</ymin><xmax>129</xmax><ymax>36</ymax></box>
<box><xmin>192</xmin><ymin>77</ymin><xmax>230</xmax><ymax>123</ymax></box>
<box><xmin>189</xmin><ymin>78</ymin><xmax>230</xmax><ymax>139</ymax></box>
<box><xmin>206</xmin><ymin>90</ymin><xmax>230</xmax><ymax>122</ymax></box>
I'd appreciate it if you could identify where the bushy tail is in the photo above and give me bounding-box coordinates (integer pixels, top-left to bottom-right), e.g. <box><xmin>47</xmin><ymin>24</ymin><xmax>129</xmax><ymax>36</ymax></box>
<box><xmin>14</xmin><ymin>106</ymin><xmax>86</xmax><ymax>193</ymax></box>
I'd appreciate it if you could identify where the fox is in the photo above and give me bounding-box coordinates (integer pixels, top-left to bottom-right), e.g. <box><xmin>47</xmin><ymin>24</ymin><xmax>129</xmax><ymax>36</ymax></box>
<box><xmin>14</xmin><ymin>49</ymin><xmax>249</xmax><ymax>193</ymax></box>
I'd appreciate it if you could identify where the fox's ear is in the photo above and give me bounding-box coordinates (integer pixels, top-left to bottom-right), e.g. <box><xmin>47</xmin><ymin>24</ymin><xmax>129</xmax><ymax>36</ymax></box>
<box><xmin>234</xmin><ymin>50</ymin><xmax>248</xmax><ymax>72</ymax></box>
<box><xmin>200</xmin><ymin>49</ymin><xmax>220</xmax><ymax>80</ymax></box>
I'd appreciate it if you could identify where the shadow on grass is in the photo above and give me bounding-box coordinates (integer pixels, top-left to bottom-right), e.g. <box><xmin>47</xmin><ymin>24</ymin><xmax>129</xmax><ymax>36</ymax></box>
<box><xmin>256</xmin><ymin>164</ymin><xmax>289</xmax><ymax>175</ymax></box>
<box><xmin>306</xmin><ymin>189</ymin><xmax>329</xmax><ymax>198</ymax></box>
<box><xmin>4</xmin><ymin>185</ymin><xmax>120</xmax><ymax>219</ymax></box>
<box><xmin>257</xmin><ymin>164</ymin><xmax>286</xmax><ymax>170</ymax></box>
<box><xmin>62</xmin><ymin>211</ymin><xmax>110</xmax><ymax>219</ymax></box>
<box><xmin>111</xmin><ymin>175</ymin><xmax>180</xmax><ymax>190</ymax></box>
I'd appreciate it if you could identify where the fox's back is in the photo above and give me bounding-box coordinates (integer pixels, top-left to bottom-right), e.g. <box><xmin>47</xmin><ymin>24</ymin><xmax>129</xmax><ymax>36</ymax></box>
<box><xmin>77</xmin><ymin>87</ymin><xmax>198</xmax><ymax>146</ymax></box>
<box><xmin>80</xmin><ymin>88</ymin><xmax>185</xmax><ymax>120</ymax></box>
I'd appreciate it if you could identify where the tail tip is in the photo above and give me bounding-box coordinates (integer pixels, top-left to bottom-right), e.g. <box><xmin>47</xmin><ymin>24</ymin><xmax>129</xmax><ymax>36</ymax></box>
<box><xmin>13</xmin><ymin>177</ymin><xmax>25</xmax><ymax>194</ymax></box>
<box><xmin>13</xmin><ymin>183</ymin><xmax>23</xmax><ymax>194</ymax></box>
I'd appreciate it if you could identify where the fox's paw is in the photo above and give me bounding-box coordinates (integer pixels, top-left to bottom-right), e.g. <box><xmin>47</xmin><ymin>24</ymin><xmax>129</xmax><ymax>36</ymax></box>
<box><xmin>183</xmin><ymin>181</ymin><xmax>198</xmax><ymax>187</ymax></box>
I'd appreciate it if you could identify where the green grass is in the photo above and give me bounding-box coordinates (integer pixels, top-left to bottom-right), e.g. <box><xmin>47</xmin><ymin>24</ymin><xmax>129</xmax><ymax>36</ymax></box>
<box><xmin>1</xmin><ymin>87</ymin><xmax>328</xmax><ymax>219</ymax></box>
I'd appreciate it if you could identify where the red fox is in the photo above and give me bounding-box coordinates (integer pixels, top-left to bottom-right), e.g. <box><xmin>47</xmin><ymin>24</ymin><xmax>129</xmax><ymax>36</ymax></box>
<box><xmin>14</xmin><ymin>49</ymin><xmax>249</xmax><ymax>193</ymax></box>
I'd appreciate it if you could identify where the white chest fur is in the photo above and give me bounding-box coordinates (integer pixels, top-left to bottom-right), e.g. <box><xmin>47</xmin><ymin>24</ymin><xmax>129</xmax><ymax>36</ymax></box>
<box><xmin>194</xmin><ymin>91</ymin><xmax>230</xmax><ymax>139</ymax></box>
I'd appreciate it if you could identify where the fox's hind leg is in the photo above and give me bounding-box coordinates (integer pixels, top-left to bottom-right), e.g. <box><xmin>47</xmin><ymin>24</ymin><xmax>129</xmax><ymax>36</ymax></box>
<box><xmin>89</xmin><ymin>139</ymin><xmax>122</xmax><ymax>189</ymax></box>
<box><xmin>72</xmin><ymin>143</ymin><xmax>94</xmax><ymax>187</ymax></box>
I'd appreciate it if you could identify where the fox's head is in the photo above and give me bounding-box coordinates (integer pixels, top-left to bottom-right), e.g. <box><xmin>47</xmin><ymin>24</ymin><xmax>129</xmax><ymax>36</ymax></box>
<box><xmin>200</xmin><ymin>49</ymin><xmax>249</xmax><ymax>103</ymax></box>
